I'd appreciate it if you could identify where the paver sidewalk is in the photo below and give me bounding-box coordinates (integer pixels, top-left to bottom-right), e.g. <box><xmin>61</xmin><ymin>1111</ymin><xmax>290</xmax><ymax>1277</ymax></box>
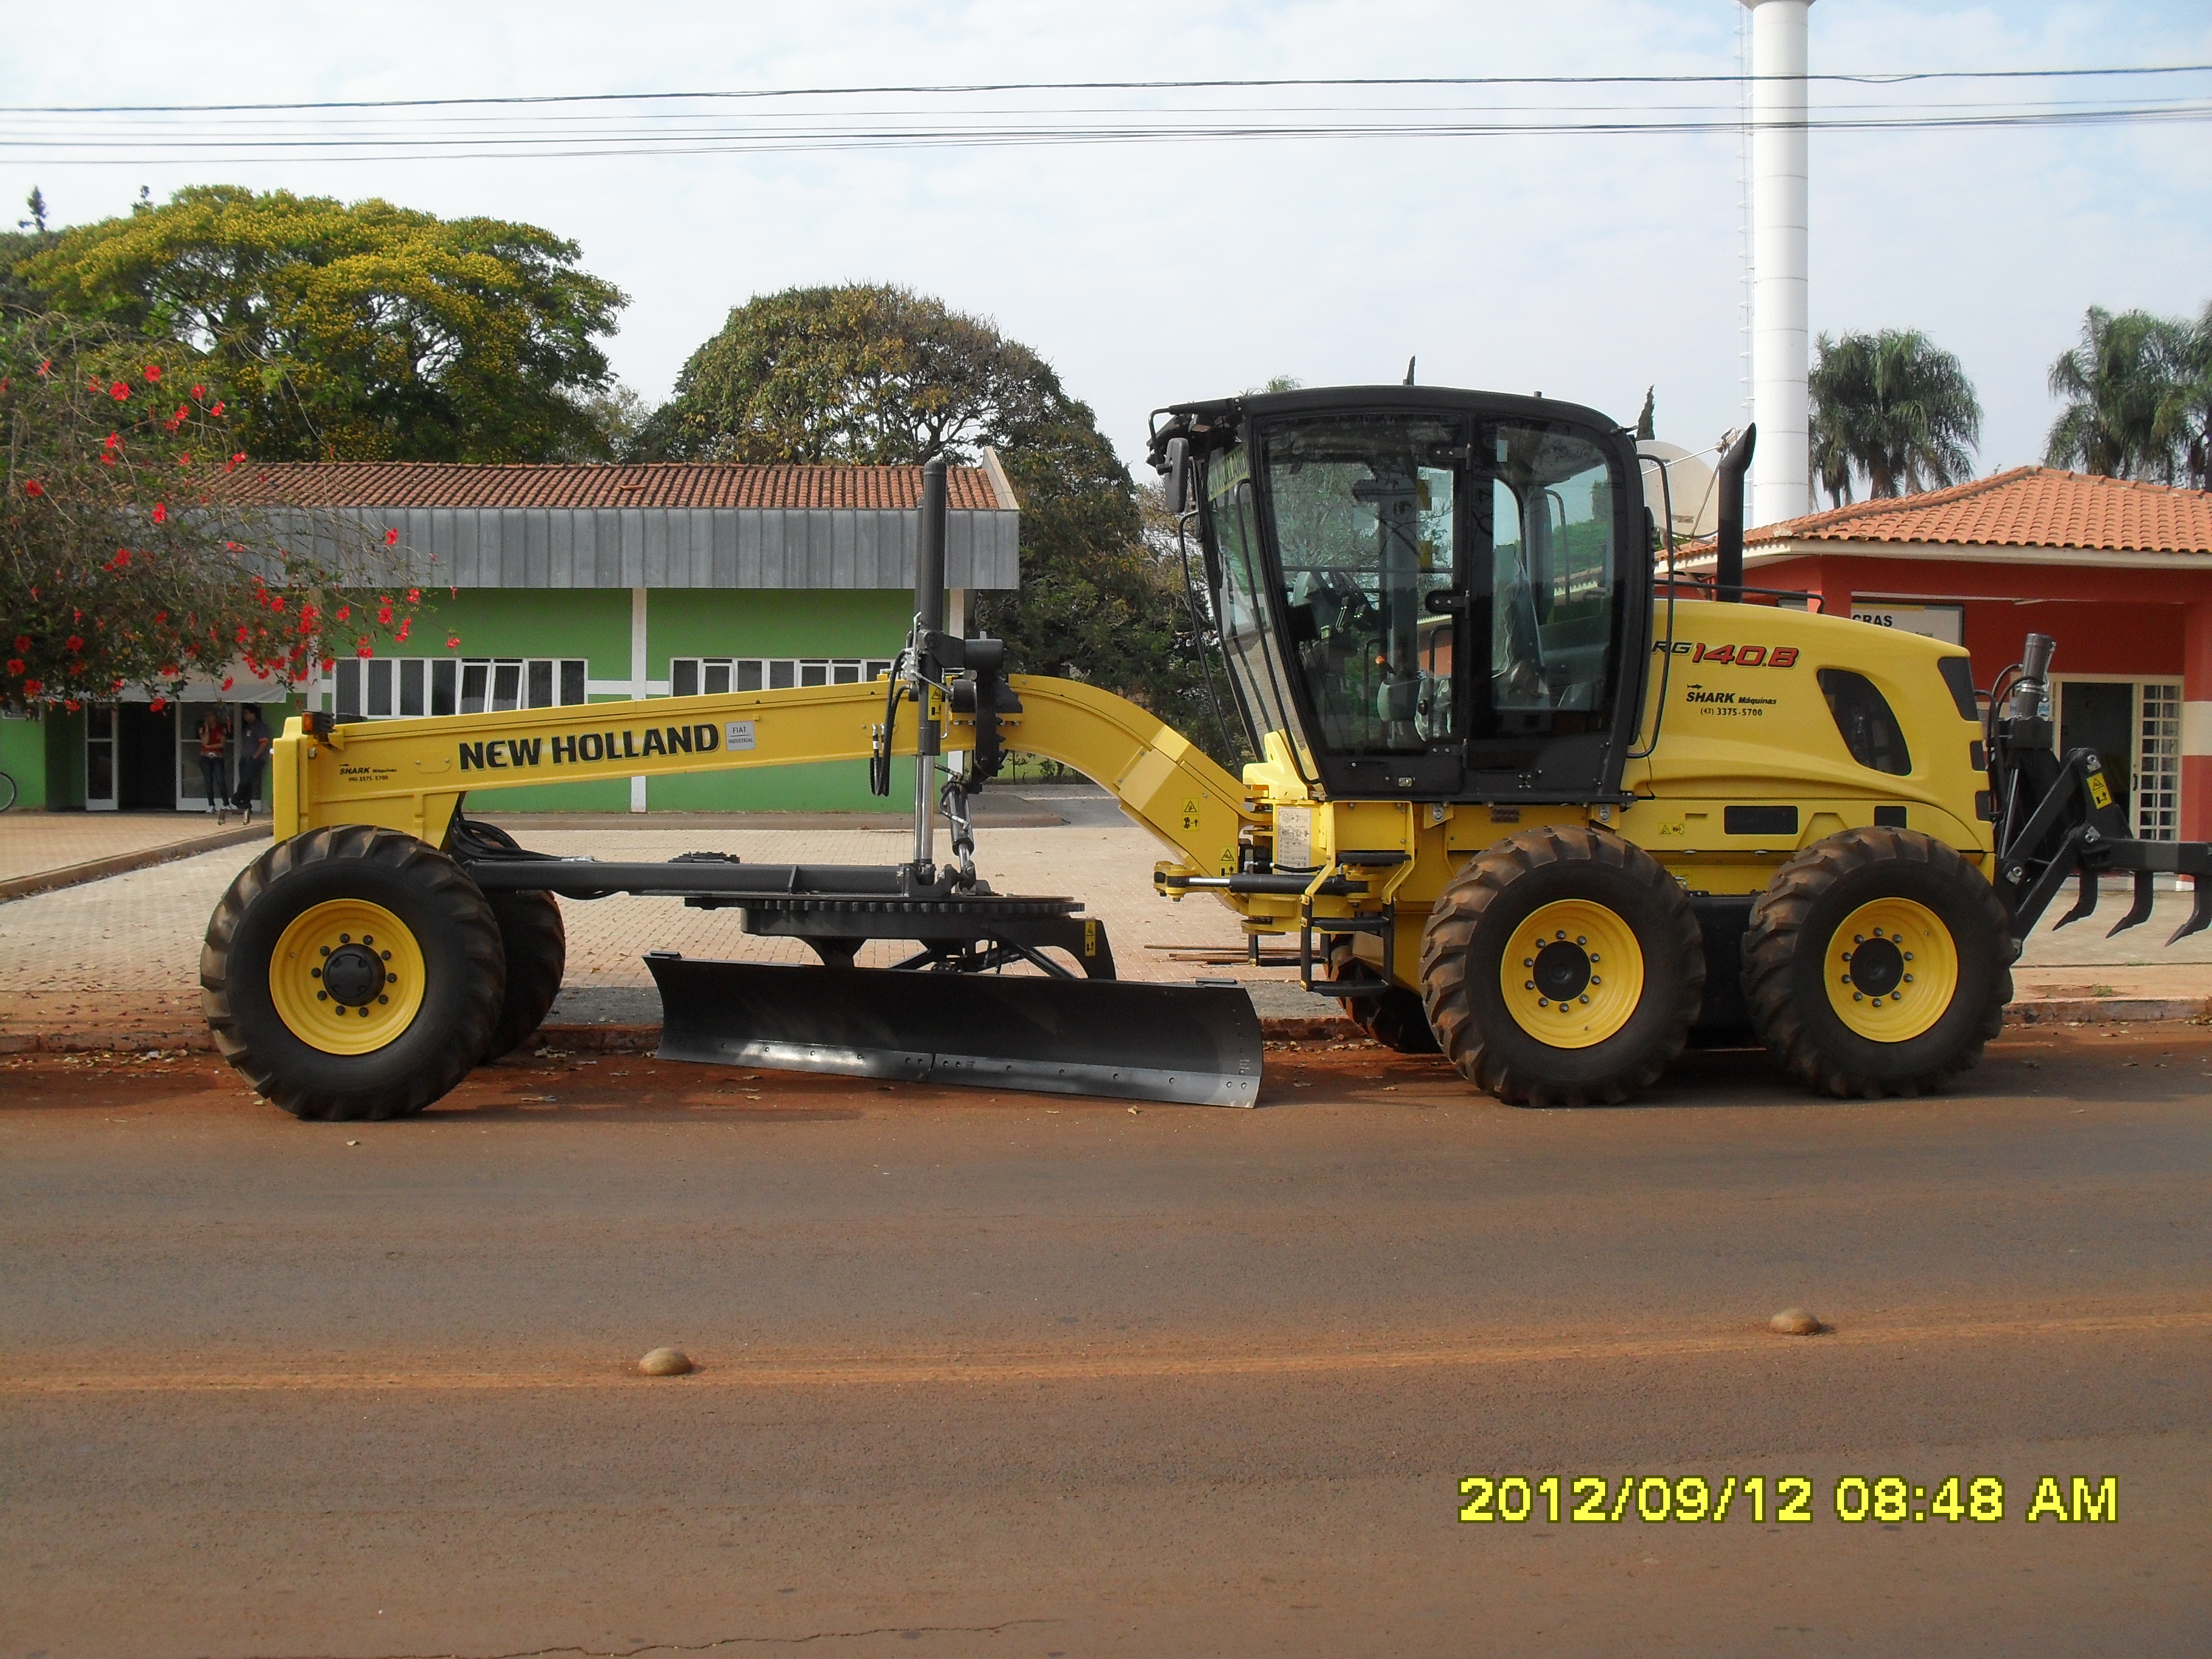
<box><xmin>0</xmin><ymin>810</ymin><xmax>267</xmax><ymax>890</ymax></box>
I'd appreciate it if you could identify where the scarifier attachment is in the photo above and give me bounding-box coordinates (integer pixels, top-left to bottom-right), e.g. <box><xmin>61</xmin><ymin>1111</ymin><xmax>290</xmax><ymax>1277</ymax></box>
<box><xmin>647</xmin><ymin>955</ymin><xmax>1265</xmax><ymax>1107</ymax></box>
<box><xmin>2053</xmin><ymin>870</ymin><xmax>2100</xmax><ymax>931</ymax></box>
<box><xmin>2168</xmin><ymin>882</ymin><xmax>2212</xmax><ymax>947</ymax></box>
<box><xmin>1988</xmin><ymin>642</ymin><xmax>2212</xmax><ymax>955</ymax></box>
<box><xmin>2107</xmin><ymin>872</ymin><xmax>2157</xmax><ymax>939</ymax></box>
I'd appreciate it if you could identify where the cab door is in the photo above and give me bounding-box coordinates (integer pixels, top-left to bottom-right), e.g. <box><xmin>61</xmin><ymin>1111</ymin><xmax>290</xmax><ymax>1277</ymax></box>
<box><xmin>1460</xmin><ymin>419</ymin><xmax>1641</xmax><ymax>800</ymax></box>
<box><xmin>1256</xmin><ymin>411</ymin><xmax>1468</xmax><ymax>799</ymax></box>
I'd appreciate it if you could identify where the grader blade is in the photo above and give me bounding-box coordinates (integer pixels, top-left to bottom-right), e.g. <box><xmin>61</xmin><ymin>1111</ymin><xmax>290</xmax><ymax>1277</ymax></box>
<box><xmin>646</xmin><ymin>955</ymin><xmax>1264</xmax><ymax>1107</ymax></box>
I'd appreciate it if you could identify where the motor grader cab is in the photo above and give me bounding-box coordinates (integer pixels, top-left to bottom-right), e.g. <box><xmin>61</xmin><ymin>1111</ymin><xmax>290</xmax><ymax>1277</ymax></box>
<box><xmin>1147</xmin><ymin>385</ymin><xmax>2212</xmax><ymax>1103</ymax></box>
<box><xmin>199</xmin><ymin>383</ymin><xmax>2212</xmax><ymax>1123</ymax></box>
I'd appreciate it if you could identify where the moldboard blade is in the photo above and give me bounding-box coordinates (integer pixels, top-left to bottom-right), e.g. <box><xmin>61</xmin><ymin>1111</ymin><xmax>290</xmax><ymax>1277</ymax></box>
<box><xmin>646</xmin><ymin>956</ymin><xmax>1264</xmax><ymax>1107</ymax></box>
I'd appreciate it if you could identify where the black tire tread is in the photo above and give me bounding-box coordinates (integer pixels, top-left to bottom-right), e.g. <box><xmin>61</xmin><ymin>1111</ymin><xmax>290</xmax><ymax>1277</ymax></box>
<box><xmin>1326</xmin><ymin>937</ymin><xmax>1380</xmax><ymax>1038</ymax></box>
<box><xmin>1419</xmin><ymin>826</ymin><xmax>1704</xmax><ymax>1107</ymax></box>
<box><xmin>201</xmin><ymin>825</ymin><xmax>504</xmax><ymax>1121</ymax></box>
<box><xmin>1741</xmin><ymin>826</ymin><xmax>2013</xmax><ymax>1099</ymax></box>
<box><xmin>483</xmin><ymin>889</ymin><xmax>567</xmax><ymax>1062</ymax></box>
<box><xmin>1326</xmin><ymin>936</ymin><xmax>1439</xmax><ymax>1054</ymax></box>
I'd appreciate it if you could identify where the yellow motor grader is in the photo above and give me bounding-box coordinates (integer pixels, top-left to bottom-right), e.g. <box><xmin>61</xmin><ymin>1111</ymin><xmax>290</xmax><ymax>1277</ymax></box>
<box><xmin>200</xmin><ymin>386</ymin><xmax>2210</xmax><ymax>1120</ymax></box>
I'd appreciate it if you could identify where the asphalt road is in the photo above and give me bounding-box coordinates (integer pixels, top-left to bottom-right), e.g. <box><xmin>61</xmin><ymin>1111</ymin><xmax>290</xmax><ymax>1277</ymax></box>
<box><xmin>2</xmin><ymin>1027</ymin><xmax>2207</xmax><ymax>1658</ymax></box>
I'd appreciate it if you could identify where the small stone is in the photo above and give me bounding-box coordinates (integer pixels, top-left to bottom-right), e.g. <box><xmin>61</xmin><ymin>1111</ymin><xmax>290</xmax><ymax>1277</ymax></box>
<box><xmin>345</xmin><ymin>1139</ymin><xmax>360</xmax><ymax>1147</ymax></box>
<box><xmin>1769</xmin><ymin>1308</ymin><xmax>1822</xmax><ymax>1336</ymax></box>
<box><xmin>1127</xmin><ymin>1107</ymin><xmax>1141</xmax><ymax>1114</ymax></box>
<box><xmin>638</xmin><ymin>1346</ymin><xmax>694</xmax><ymax>1376</ymax></box>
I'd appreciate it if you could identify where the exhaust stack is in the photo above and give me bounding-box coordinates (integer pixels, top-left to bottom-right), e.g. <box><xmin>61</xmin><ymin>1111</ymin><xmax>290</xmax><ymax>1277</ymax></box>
<box><xmin>1714</xmin><ymin>424</ymin><xmax>1758</xmax><ymax>603</ymax></box>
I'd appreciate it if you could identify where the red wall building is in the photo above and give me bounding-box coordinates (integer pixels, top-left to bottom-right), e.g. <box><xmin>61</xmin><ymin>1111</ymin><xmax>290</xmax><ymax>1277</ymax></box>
<box><xmin>1725</xmin><ymin>467</ymin><xmax>2212</xmax><ymax>840</ymax></box>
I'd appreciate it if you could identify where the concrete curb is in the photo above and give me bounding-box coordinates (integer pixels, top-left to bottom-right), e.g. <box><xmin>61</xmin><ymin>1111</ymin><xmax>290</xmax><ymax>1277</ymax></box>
<box><xmin>2010</xmin><ymin>996</ymin><xmax>2212</xmax><ymax>1025</ymax></box>
<box><xmin>12</xmin><ymin>999</ymin><xmax>2208</xmax><ymax>1059</ymax></box>
<box><xmin>0</xmin><ymin>822</ymin><xmax>269</xmax><ymax>903</ymax></box>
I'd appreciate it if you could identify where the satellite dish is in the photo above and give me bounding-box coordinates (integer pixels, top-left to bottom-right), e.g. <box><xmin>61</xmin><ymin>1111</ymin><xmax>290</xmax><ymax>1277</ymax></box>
<box><xmin>1636</xmin><ymin>440</ymin><xmax>1720</xmax><ymax>545</ymax></box>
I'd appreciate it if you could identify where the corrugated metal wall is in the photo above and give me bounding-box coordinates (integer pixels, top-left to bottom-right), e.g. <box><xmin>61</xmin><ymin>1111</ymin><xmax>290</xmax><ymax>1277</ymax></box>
<box><xmin>276</xmin><ymin>505</ymin><xmax>1019</xmax><ymax>590</ymax></box>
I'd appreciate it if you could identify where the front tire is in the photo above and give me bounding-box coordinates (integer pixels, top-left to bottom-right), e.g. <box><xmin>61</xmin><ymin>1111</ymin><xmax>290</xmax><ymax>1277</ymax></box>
<box><xmin>1419</xmin><ymin>827</ymin><xmax>1704</xmax><ymax>1107</ymax></box>
<box><xmin>201</xmin><ymin>826</ymin><xmax>505</xmax><ymax>1121</ymax></box>
<box><xmin>1741</xmin><ymin>828</ymin><xmax>2011</xmax><ymax>1098</ymax></box>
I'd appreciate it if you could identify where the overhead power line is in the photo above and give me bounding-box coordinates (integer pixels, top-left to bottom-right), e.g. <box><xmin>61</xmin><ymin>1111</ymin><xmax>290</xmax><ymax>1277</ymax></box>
<box><xmin>4</xmin><ymin>107</ymin><xmax>2207</xmax><ymax>166</ymax></box>
<box><xmin>4</xmin><ymin>63</ymin><xmax>2208</xmax><ymax>116</ymax></box>
<box><xmin>2</xmin><ymin>65</ymin><xmax>2205</xmax><ymax>165</ymax></box>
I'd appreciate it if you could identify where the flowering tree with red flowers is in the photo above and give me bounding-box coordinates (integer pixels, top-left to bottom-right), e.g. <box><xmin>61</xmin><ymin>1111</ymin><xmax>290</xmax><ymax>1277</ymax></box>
<box><xmin>1</xmin><ymin>310</ymin><xmax>438</xmax><ymax>710</ymax></box>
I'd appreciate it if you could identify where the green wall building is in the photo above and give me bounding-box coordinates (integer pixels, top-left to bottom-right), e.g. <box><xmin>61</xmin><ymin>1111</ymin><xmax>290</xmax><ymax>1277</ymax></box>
<box><xmin>1</xmin><ymin>458</ymin><xmax>1019</xmax><ymax>815</ymax></box>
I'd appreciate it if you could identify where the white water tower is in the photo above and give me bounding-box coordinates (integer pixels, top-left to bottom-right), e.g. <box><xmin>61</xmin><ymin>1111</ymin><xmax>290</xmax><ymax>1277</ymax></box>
<box><xmin>1742</xmin><ymin>0</ymin><xmax>1813</xmax><ymax>526</ymax></box>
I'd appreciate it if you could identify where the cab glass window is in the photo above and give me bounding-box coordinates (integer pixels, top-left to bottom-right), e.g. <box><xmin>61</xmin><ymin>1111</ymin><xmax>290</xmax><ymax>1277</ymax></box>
<box><xmin>1205</xmin><ymin>446</ymin><xmax>1299</xmax><ymax>748</ymax></box>
<box><xmin>1262</xmin><ymin>414</ymin><xmax>1461</xmax><ymax>754</ymax></box>
<box><xmin>1818</xmin><ymin>668</ymin><xmax>1912</xmax><ymax>774</ymax></box>
<box><xmin>1481</xmin><ymin>426</ymin><xmax>1621</xmax><ymax>734</ymax></box>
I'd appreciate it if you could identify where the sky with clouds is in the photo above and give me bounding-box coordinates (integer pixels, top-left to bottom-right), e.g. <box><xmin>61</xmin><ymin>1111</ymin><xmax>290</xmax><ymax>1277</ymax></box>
<box><xmin>3</xmin><ymin>1</ymin><xmax>2207</xmax><ymax>487</ymax></box>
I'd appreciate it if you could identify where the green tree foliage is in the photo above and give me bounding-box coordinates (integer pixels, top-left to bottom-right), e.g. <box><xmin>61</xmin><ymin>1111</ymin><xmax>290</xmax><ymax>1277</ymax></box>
<box><xmin>549</xmin><ymin>383</ymin><xmax>649</xmax><ymax>463</ymax></box>
<box><xmin>1635</xmin><ymin>386</ymin><xmax>1656</xmax><ymax>441</ymax></box>
<box><xmin>0</xmin><ymin>190</ymin><xmax>59</xmax><ymax>314</ymax></box>
<box><xmin>643</xmin><ymin>283</ymin><xmax>1212</xmax><ymax>737</ymax></box>
<box><xmin>17</xmin><ymin>186</ymin><xmax>626</xmax><ymax>464</ymax></box>
<box><xmin>1808</xmin><ymin>329</ymin><xmax>1981</xmax><ymax>507</ymax></box>
<box><xmin>2044</xmin><ymin>303</ymin><xmax>2211</xmax><ymax>488</ymax></box>
<box><xmin>2</xmin><ymin>312</ymin><xmax>427</xmax><ymax>709</ymax></box>
<box><xmin>2188</xmin><ymin>303</ymin><xmax>2212</xmax><ymax>492</ymax></box>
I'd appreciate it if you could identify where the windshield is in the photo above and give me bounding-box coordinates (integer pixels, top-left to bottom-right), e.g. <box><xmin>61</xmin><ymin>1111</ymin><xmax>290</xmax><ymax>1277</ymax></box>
<box><xmin>1262</xmin><ymin>414</ymin><xmax>1463</xmax><ymax>754</ymax></box>
<box><xmin>1204</xmin><ymin>443</ymin><xmax>1302</xmax><ymax>755</ymax></box>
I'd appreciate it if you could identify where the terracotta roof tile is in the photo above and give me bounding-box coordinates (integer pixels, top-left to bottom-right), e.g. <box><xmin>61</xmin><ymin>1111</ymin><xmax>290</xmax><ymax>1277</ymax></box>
<box><xmin>1747</xmin><ymin>466</ymin><xmax>2212</xmax><ymax>555</ymax></box>
<box><xmin>225</xmin><ymin>461</ymin><xmax>1007</xmax><ymax>512</ymax></box>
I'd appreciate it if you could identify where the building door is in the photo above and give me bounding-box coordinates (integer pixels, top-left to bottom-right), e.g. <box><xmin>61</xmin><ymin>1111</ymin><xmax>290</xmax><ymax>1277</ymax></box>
<box><xmin>2134</xmin><ymin>681</ymin><xmax>2182</xmax><ymax>841</ymax></box>
<box><xmin>2058</xmin><ymin>682</ymin><xmax>2132</xmax><ymax>829</ymax></box>
<box><xmin>116</xmin><ymin>703</ymin><xmax>178</xmax><ymax>810</ymax></box>
<box><xmin>84</xmin><ymin>705</ymin><xmax>118</xmax><ymax>811</ymax></box>
<box><xmin>2056</xmin><ymin>679</ymin><xmax>2184</xmax><ymax>841</ymax></box>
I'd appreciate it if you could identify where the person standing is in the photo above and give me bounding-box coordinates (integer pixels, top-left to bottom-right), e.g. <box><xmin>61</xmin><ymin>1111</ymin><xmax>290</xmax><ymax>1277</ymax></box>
<box><xmin>196</xmin><ymin>710</ymin><xmax>232</xmax><ymax>822</ymax></box>
<box><xmin>232</xmin><ymin>707</ymin><xmax>270</xmax><ymax>826</ymax></box>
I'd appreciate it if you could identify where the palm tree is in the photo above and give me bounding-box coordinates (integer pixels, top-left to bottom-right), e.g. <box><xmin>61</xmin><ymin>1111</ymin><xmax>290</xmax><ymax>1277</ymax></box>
<box><xmin>2182</xmin><ymin>301</ymin><xmax>2212</xmax><ymax>491</ymax></box>
<box><xmin>2044</xmin><ymin>305</ymin><xmax>2197</xmax><ymax>484</ymax></box>
<box><xmin>1808</xmin><ymin>329</ymin><xmax>1982</xmax><ymax>508</ymax></box>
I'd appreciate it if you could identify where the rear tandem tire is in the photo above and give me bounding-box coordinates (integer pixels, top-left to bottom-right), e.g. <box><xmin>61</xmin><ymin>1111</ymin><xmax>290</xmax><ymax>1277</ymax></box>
<box><xmin>481</xmin><ymin>889</ymin><xmax>567</xmax><ymax>1063</ymax></box>
<box><xmin>1741</xmin><ymin>827</ymin><xmax>2013</xmax><ymax>1099</ymax></box>
<box><xmin>200</xmin><ymin>825</ymin><xmax>505</xmax><ymax>1121</ymax></box>
<box><xmin>1418</xmin><ymin>826</ymin><xmax>1704</xmax><ymax>1107</ymax></box>
<box><xmin>1326</xmin><ymin>937</ymin><xmax>1441</xmax><ymax>1054</ymax></box>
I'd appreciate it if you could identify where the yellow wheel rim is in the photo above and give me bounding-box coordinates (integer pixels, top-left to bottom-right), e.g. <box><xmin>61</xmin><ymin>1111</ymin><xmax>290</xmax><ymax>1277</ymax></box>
<box><xmin>269</xmin><ymin>899</ymin><xmax>427</xmax><ymax>1056</ymax></box>
<box><xmin>1823</xmin><ymin>897</ymin><xmax>1958</xmax><ymax>1042</ymax></box>
<box><xmin>1498</xmin><ymin>898</ymin><xmax>1646</xmax><ymax>1049</ymax></box>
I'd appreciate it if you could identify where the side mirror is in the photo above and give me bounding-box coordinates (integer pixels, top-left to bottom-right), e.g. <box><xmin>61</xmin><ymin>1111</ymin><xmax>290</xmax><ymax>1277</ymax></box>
<box><xmin>1162</xmin><ymin>436</ymin><xmax>1190</xmax><ymax>515</ymax></box>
